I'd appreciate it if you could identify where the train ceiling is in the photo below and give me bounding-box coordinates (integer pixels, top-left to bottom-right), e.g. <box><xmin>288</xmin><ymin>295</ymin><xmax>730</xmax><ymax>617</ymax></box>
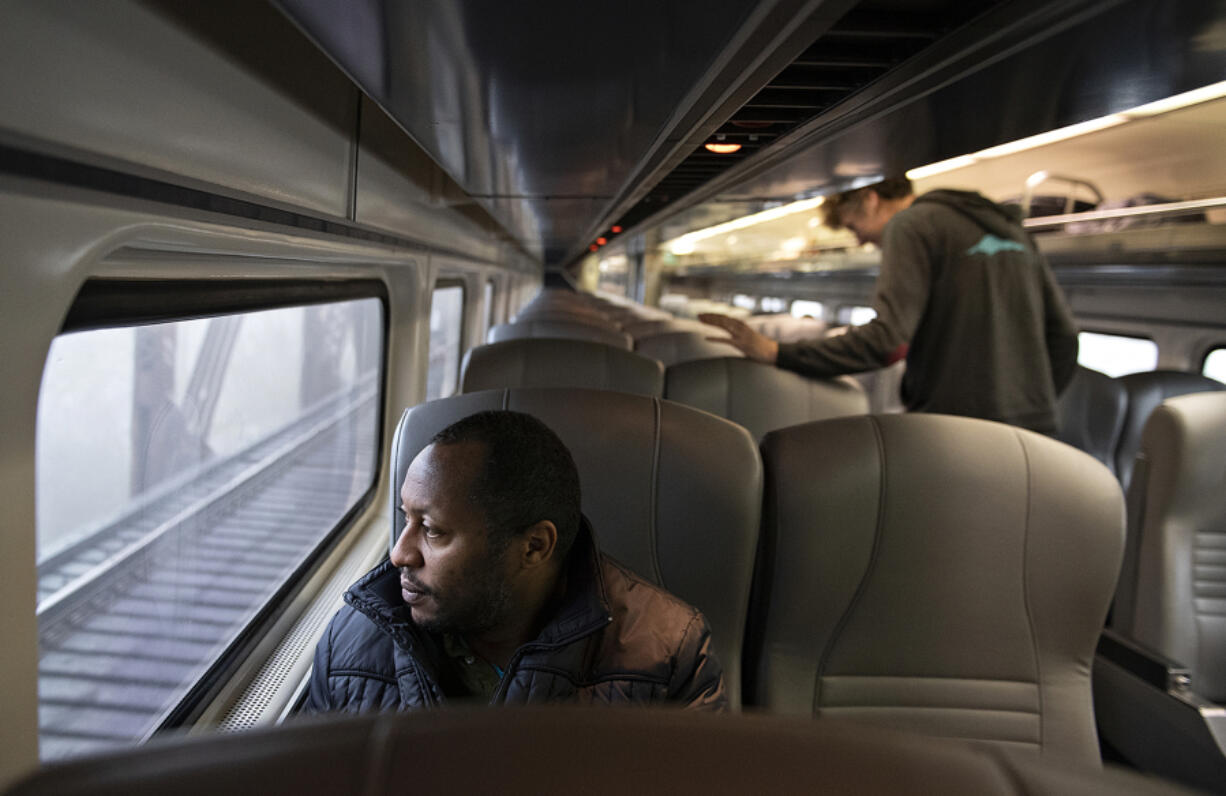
<box><xmin>275</xmin><ymin>0</ymin><xmax>1226</xmax><ymax>268</ymax></box>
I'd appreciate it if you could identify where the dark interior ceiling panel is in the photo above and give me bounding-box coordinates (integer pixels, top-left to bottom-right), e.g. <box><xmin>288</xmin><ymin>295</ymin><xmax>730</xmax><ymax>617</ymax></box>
<box><xmin>275</xmin><ymin>0</ymin><xmax>1225</xmax><ymax>268</ymax></box>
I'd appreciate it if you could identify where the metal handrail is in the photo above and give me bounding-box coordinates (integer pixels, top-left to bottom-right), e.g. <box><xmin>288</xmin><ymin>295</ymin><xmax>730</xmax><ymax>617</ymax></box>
<box><xmin>1023</xmin><ymin>196</ymin><xmax>1226</xmax><ymax>231</ymax></box>
<box><xmin>1021</xmin><ymin>170</ymin><xmax>1105</xmax><ymax>217</ymax></box>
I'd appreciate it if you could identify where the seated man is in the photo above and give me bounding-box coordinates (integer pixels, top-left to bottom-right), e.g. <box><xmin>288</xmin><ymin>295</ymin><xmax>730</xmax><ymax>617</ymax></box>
<box><xmin>305</xmin><ymin>410</ymin><xmax>726</xmax><ymax>711</ymax></box>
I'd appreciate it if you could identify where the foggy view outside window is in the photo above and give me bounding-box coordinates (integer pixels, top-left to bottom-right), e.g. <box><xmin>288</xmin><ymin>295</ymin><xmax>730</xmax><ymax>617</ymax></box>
<box><xmin>1077</xmin><ymin>331</ymin><xmax>1158</xmax><ymax>377</ymax></box>
<box><xmin>35</xmin><ymin>298</ymin><xmax>382</xmax><ymax>761</ymax></box>
<box><xmin>426</xmin><ymin>285</ymin><xmax>464</xmax><ymax>401</ymax></box>
<box><xmin>1204</xmin><ymin>348</ymin><xmax>1226</xmax><ymax>384</ymax></box>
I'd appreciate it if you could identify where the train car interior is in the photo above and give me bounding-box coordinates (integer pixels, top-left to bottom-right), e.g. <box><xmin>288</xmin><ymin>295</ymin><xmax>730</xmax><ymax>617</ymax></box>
<box><xmin>1</xmin><ymin>0</ymin><xmax>1224</xmax><ymax>793</ymax></box>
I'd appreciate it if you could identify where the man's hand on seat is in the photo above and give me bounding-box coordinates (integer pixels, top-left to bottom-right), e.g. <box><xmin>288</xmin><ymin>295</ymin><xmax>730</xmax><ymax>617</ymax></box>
<box><xmin>698</xmin><ymin>314</ymin><xmax>779</xmax><ymax>364</ymax></box>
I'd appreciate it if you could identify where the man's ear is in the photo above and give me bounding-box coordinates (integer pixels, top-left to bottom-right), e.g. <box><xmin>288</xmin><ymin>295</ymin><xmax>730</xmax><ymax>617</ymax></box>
<box><xmin>518</xmin><ymin>520</ymin><xmax>558</xmax><ymax>570</ymax></box>
<box><xmin>862</xmin><ymin>189</ymin><xmax>882</xmax><ymax>216</ymax></box>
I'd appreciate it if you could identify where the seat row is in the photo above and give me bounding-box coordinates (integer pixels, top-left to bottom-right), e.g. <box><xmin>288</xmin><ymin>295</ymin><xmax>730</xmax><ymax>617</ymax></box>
<box><xmin>490</xmin><ymin>288</ymin><xmax>752</xmax><ymax>366</ymax></box>
<box><xmin>477</xmin><ymin>290</ymin><xmax>1225</xmax><ymax>774</ymax></box>
<box><xmin>461</xmin><ymin>338</ymin><xmax>867</xmax><ymax>441</ymax></box>
<box><xmin>1055</xmin><ymin>365</ymin><xmax>1223</xmax><ymax>491</ymax></box>
<box><xmin>392</xmin><ymin>385</ymin><xmax>1127</xmax><ymax>767</ymax></box>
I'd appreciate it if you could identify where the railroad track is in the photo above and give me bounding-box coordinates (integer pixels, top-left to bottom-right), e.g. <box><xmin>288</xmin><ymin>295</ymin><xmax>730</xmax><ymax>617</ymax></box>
<box><xmin>36</xmin><ymin>380</ymin><xmax>380</xmax><ymax>761</ymax></box>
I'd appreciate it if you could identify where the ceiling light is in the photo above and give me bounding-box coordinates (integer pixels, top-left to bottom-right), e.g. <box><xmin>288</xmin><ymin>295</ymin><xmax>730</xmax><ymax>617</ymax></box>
<box><xmin>704</xmin><ymin>142</ymin><xmax>742</xmax><ymax>154</ymax></box>
<box><xmin>905</xmin><ymin>155</ymin><xmax>979</xmax><ymax>180</ymax></box>
<box><xmin>906</xmin><ymin>81</ymin><xmax>1226</xmax><ymax>182</ymax></box>
<box><xmin>1121</xmin><ymin>80</ymin><xmax>1226</xmax><ymax>117</ymax></box>
<box><xmin>661</xmin><ymin>195</ymin><xmax>825</xmax><ymax>253</ymax></box>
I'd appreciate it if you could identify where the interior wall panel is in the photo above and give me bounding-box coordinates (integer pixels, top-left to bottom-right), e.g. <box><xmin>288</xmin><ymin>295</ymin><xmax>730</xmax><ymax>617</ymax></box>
<box><xmin>0</xmin><ymin>1</ymin><xmax>356</xmax><ymax>219</ymax></box>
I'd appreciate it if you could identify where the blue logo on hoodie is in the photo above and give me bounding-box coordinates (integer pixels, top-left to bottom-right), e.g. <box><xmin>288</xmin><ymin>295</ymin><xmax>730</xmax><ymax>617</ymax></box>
<box><xmin>966</xmin><ymin>234</ymin><xmax>1026</xmax><ymax>256</ymax></box>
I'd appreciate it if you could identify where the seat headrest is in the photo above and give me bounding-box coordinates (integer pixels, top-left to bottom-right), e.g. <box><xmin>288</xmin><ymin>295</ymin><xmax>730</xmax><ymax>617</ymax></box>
<box><xmin>665</xmin><ymin>357</ymin><xmax>866</xmax><ymax>440</ymax></box>
<box><xmin>488</xmin><ymin>321</ymin><xmax>632</xmax><ymax>350</ymax></box>
<box><xmin>1115</xmin><ymin>370</ymin><xmax>1223</xmax><ymax>489</ymax></box>
<box><xmin>460</xmin><ymin>339</ymin><xmax>663</xmax><ymax>396</ymax></box>
<box><xmin>634</xmin><ymin>331</ymin><xmax>744</xmax><ymax>367</ymax></box>
<box><xmin>1055</xmin><ymin>365</ymin><xmax>1127</xmax><ymax>473</ymax></box>
<box><xmin>390</xmin><ymin>388</ymin><xmax>762</xmax><ymax>706</ymax></box>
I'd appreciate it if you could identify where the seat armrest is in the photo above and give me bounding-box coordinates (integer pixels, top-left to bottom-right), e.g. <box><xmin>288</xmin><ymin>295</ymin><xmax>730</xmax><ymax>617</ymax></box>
<box><xmin>1097</xmin><ymin>629</ymin><xmax>1199</xmax><ymax>699</ymax></box>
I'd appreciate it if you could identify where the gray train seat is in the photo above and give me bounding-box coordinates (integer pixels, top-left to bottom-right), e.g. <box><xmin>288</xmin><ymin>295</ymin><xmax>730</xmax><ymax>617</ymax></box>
<box><xmin>1055</xmin><ymin>366</ymin><xmax>1128</xmax><ymax>474</ymax></box>
<box><xmin>510</xmin><ymin>307</ymin><xmax>619</xmax><ymax>328</ymax></box>
<box><xmin>622</xmin><ymin>319</ymin><xmax>708</xmax><ymax>340</ymax></box>
<box><xmin>460</xmin><ymin>339</ymin><xmax>664</xmax><ymax>397</ymax></box>
<box><xmin>635</xmin><ymin>330</ymin><xmax>744</xmax><ymax>367</ymax></box>
<box><xmin>1113</xmin><ymin>392</ymin><xmax>1226</xmax><ymax>699</ymax></box>
<box><xmin>487</xmin><ymin>320</ymin><xmax>632</xmax><ymax>350</ymax></box>
<box><xmin>5</xmin><ymin>708</ymin><xmax>1186</xmax><ymax>796</ymax></box>
<box><xmin>1095</xmin><ymin>391</ymin><xmax>1226</xmax><ymax>792</ymax></box>
<box><xmin>391</xmin><ymin>388</ymin><xmax>761</xmax><ymax>708</ymax></box>
<box><xmin>1115</xmin><ymin>370</ymin><xmax>1223</xmax><ymax>491</ymax></box>
<box><xmin>746</xmin><ymin>414</ymin><xmax>1124</xmax><ymax>766</ymax></box>
<box><xmin>664</xmin><ymin>357</ymin><xmax>867</xmax><ymax>440</ymax></box>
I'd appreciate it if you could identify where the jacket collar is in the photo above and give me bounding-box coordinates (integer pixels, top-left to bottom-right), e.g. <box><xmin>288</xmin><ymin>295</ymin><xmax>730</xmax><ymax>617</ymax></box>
<box><xmin>345</xmin><ymin>515</ymin><xmax>612</xmax><ymax>651</ymax></box>
<box><xmin>530</xmin><ymin>515</ymin><xmax>613</xmax><ymax>647</ymax></box>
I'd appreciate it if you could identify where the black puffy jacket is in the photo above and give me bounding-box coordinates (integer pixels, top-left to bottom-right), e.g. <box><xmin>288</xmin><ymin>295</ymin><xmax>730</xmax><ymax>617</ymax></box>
<box><xmin>304</xmin><ymin>520</ymin><xmax>727</xmax><ymax>712</ymax></box>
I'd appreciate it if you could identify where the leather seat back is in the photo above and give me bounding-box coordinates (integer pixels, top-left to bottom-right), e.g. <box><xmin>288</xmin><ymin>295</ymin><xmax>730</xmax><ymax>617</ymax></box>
<box><xmin>1112</xmin><ymin>392</ymin><xmax>1226</xmax><ymax>702</ymax></box>
<box><xmin>664</xmin><ymin>357</ymin><xmax>867</xmax><ymax>440</ymax></box>
<box><xmin>6</xmin><ymin>709</ymin><xmax>1186</xmax><ymax>796</ymax></box>
<box><xmin>1115</xmin><ymin>371</ymin><xmax>1223</xmax><ymax>490</ymax></box>
<box><xmin>460</xmin><ymin>339</ymin><xmax>664</xmax><ymax>396</ymax></box>
<box><xmin>391</xmin><ymin>388</ymin><xmax>762</xmax><ymax>707</ymax></box>
<box><xmin>635</xmin><ymin>331</ymin><xmax>744</xmax><ymax>367</ymax></box>
<box><xmin>622</xmin><ymin>319</ymin><xmax>707</xmax><ymax>340</ymax></box>
<box><xmin>1055</xmin><ymin>366</ymin><xmax>1128</xmax><ymax>474</ymax></box>
<box><xmin>510</xmin><ymin>308</ymin><xmax>619</xmax><ymax>328</ymax></box>
<box><xmin>487</xmin><ymin>320</ymin><xmax>632</xmax><ymax>350</ymax></box>
<box><xmin>747</xmin><ymin>414</ymin><xmax>1124</xmax><ymax>765</ymax></box>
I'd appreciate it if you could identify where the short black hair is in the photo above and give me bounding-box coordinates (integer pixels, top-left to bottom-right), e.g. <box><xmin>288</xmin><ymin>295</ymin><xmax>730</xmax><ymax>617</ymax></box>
<box><xmin>429</xmin><ymin>411</ymin><xmax>582</xmax><ymax>560</ymax></box>
<box><xmin>821</xmin><ymin>176</ymin><xmax>914</xmax><ymax>229</ymax></box>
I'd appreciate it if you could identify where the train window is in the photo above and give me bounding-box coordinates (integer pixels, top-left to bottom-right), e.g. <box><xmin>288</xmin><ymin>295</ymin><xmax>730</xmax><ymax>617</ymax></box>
<box><xmin>1204</xmin><ymin>348</ymin><xmax>1226</xmax><ymax>384</ymax></box>
<box><xmin>731</xmin><ymin>294</ymin><xmax>757</xmax><ymax>311</ymax></box>
<box><xmin>790</xmin><ymin>300</ymin><xmax>824</xmax><ymax>319</ymax></box>
<box><xmin>1077</xmin><ymin>331</ymin><xmax>1158</xmax><ymax>377</ymax></box>
<box><xmin>34</xmin><ymin>297</ymin><xmax>383</xmax><ymax>761</ymax></box>
<box><xmin>426</xmin><ymin>283</ymin><xmax>465</xmax><ymax>401</ymax></box>
<box><xmin>838</xmin><ymin>305</ymin><xmax>877</xmax><ymax>326</ymax></box>
<box><xmin>484</xmin><ymin>278</ymin><xmax>496</xmax><ymax>336</ymax></box>
<box><xmin>760</xmin><ymin>297</ymin><xmax>788</xmax><ymax>313</ymax></box>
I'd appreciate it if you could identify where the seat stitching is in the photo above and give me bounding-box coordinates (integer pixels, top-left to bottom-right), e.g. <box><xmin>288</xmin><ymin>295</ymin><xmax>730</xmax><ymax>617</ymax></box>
<box><xmin>1015</xmin><ymin>428</ymin><xmax>1044</xmax><ymax>752</ymax></box>
<box><xmin>648</xmin><ymin>397</ymin><xmax>666</xmax><ymax>587</ymax></box>
<box><xmin>812</xmin><ymin>416</ymin><xmax>887</xmax><ymax>714</ymax></box>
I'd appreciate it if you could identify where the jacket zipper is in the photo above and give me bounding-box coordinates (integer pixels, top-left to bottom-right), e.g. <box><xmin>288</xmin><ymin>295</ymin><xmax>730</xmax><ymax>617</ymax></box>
<box><xmin>488</xmin><ymin>614</ymin><xmax>613</xmax><ymax>704</ymax></box>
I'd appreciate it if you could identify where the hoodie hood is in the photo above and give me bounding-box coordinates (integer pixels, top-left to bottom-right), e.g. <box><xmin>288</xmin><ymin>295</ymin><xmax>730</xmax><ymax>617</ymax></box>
<box><xmin>912</xmin><ymin>189</ymin><xmax>1026</xmax><ymax>242</ymax></box>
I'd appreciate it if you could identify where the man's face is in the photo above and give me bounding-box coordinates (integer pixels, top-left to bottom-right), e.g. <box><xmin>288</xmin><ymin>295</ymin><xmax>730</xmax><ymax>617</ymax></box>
<box><xmin>392</xmin><ymin>441</ymin><xmax>514</xmax><ymax>636</ymax></box>
<box><xmin>841</xmin><ymin>192</ymin><xmax>889</xmax><ymax>246</ymax></box>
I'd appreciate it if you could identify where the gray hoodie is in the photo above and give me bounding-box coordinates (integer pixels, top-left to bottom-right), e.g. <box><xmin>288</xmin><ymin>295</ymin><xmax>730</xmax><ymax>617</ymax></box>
<box><xmin>776</xmin><ymin>189</ymin><xmax>1078</xmax><ymax>433</ymax></box>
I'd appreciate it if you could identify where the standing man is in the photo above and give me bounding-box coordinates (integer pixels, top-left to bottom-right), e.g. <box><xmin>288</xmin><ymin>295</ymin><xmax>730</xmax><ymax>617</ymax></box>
<box><xmin>701</xmin><ymin>177</ymin><xmax>1079</xmax><ymax>433</ymax></box>
<box><xmin>305</xmin><ymin>410</ymin><xmax>725</xmax><ymax>712</ymax></box>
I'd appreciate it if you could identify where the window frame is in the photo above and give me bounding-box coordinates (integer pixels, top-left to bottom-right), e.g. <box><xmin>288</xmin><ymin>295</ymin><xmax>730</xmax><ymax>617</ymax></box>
<box><xmin>43</xmin><ymin>277</ymin><xmax>389</xmax><ymax>736</ymax></box>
